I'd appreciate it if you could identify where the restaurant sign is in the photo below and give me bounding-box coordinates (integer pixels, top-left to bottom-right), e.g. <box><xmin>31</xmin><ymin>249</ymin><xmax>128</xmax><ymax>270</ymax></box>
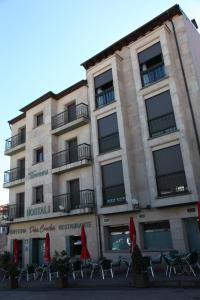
<box><xmin>26</xmin><ymin>205</ymin><xmax>51</xmax><ymax>217</ymax></box>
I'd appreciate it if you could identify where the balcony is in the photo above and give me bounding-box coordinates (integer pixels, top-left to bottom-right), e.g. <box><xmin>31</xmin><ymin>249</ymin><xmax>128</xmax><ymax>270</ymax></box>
<box><xmin>3</xmin><ymin>167</ymin><xmax>25</xmax><ymax>188</ymax></box>
<box><xmin>141</xmin><ymin>63</ymin><xmax>165</xmax><ymax>87</ymax></box>
<box><xmin>102</xmin><ymin>184</ymin><xmax>126</xmax><ymax>206</ymax></box>
<box><xmin>1</xmin><ymin>204</ymin><xmax>24</xmax><ymax>222</ymax></box>
<box><xmin>53</xmin><ymin>189</ymin><xmax>95</xmax><ymax>214</ymax></box>
<box><xmin>95</xmin><ymin>87</ymin><xmax>115</xmax><ymax>109</ymax></box>
<box><xmin>148</xmin><ymin>112</ymin><xmax>177</xmax><ymax>138</ymax></box>
<box><xmin>156</xmin><ymin>171</ymin><xmax>188</xmax><ymax>197</ymax></box>
<box><xmin>52</xmin><ymin>143</ymin><xmax>91</xmax><ymax>174</ymax></box>
<box><xmin>5</xmin><ymin>132</ymin><xmax>26</xmax><ymax>155</ymax></box>
<box><xmin>51</xmin><ymin>103</ymin><xmax>89</xmax><ymax>135</ymax></box>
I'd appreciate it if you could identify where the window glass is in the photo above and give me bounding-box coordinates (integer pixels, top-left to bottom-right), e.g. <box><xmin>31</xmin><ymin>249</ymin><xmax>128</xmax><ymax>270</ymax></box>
<box><xmin>143</xmin><ymin>221</ymin><xmax>172</xmax><ymax>250</ymax></box>
<box><xmin>35</xmin><ymin>186</ymin><xmax>43</xmax><ymax>204</ymax></box>
<box><xmin>94</xmin><ymin>69</ymin><xmax>115</xmax><ymax>108</ymax></box>
<box><xmin>36</xmin><ymin>148</ymin><xmax>44</xmax><ymax>163</ymax></box>
<box><xmin>36</xmin><ymin>113</ymin><xmax>43</xmax><ymax>126</ymax></box>
<box><xmin>102</xmin><ymin>161</ymin><xmax>124</xmax><ymax>188</ymax></box>
<box><xmin>107</xmin><ymin>226</ymin><xmax>129</xmax><ymax>251</ymax></box>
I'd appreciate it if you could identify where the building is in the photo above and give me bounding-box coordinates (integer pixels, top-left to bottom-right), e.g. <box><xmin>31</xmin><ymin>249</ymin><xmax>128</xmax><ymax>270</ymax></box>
<box><xmin>3</xmin><ymin>4</ymin><xmax>200</xmax><ymax>266</ymax></box>
<box><xmin>0</xmin><ymin>205</ymin><xmax>9</xmax><ymax>253</ymax></box>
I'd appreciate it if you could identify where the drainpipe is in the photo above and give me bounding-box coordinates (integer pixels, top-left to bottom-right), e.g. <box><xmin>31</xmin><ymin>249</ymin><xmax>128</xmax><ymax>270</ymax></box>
<box><xmin>169</xmin><ymin>17</ymin><xmax>200</xmax><ymax>159</ymax></box>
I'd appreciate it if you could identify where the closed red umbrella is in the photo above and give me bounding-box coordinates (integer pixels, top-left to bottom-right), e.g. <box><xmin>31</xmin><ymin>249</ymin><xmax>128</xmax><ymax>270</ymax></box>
<box><xmin>13</xmin><ymin>239</ymin><xmax>19</xmax><ymax>265</ymax></box>
<box><xmin>80</xmin><ymin>225</ymin><xmax>90</xmax><ymax>260</ymax></box>
<box><xmin>129</xmin><ymin>217</ymin><xmax>136</xmax><ymax>252</ymax></box>
<box><xmin>44</xmin><ymin>233</ymin><xmax>51</xmax><ymax>263</ymax></box>
<box><xmin>198</xmin><ymin>201</ymin><xmax>200</xmax><ymax>226</ymax></box>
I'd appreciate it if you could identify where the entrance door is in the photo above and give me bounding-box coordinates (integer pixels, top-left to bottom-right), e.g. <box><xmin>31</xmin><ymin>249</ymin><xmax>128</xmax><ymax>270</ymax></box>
<box><xmin>69</xmin><ymin>179</ymin><xmax>80</xmax><ymax>209</ymax></box>
<box><xmin>68</xmin><ymin>138</ymin><xmax>78</xmax><ymax>163</ymax></box>
<box><xmin>32</xmin><ymin>239</ymin><xmax>45</xmax><ymax>265</ymax></box>
<box><xmin>185</xmin><ymin>218</ymin><xmax>200</xmax><ymax>251</ymax></box>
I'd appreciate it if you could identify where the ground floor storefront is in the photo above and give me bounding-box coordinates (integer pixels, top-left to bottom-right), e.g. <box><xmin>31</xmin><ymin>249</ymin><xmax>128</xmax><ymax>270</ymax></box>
<box><xmin>7</xmin><ymin>214</ymin><xmax>99</xmax><ymax>267</ymax></box>
<box><xmin>100</xmin><ymin>204</ymin><xmax>200</xmax><ymax>259</ymax></box>
<box><xmin>7</xmin><ymin>204</ymin><xmax>200</xmax><ymax>266</ymax></box>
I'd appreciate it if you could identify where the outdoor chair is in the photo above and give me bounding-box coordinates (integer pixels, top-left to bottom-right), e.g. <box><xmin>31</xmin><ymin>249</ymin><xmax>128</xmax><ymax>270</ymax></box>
<box><xmin>100</xmin><ymin>259</ymin><xmax>113</xmax><ymax>280</ymax></box>
<box><xmin>89</xmin><ymin>260</ymin><xmax>101</xmax><ymax>279</ymax></box>
<box><xmin>181</xmin><ymin>252</ymin><xmax>200</xmax><ymax>277</ymax></box>
<box><xmin>163</xmin><ymin>255</ymin><xmax>178</xmax><ymax>278</ymax></box>
<box><xmin>26</xmin><ymin>265</ymin><xmax>36</xmax><ymax>281</ymax></box>
<box><xmin>123</xmin><ymin>259</ymin><xmax>132</xmax><ymax>279</ymax></box>
<box><xmin>142</xmin><ymin>256</ymin><xmax>154</xmax><ymax>278</ymax></box>
<box><xmin>169</xmin><ymin>250</ymin><xmax>179</xmax><ymax>259</ymax></box>
<box><xmin>0</xmin><ymin>268</ymin><xmax>8</xmax><ymax>282</ymax></box>
<box><xmin>40</xmin><ymin>264</ymin><xmax>50</xmax><ymax>281</ymax></box>
<box><xmin>49</xmin><ymin>264</ymin><xmax>59</xmax><ymax>281</ymax></box>
<box><xmin>71</xmin><ymin>260</ymin><xmax>83</xmax><ymax>280</ymax></box>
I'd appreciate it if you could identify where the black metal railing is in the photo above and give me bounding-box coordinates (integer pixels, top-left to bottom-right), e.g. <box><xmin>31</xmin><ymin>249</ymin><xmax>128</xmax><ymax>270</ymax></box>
<box><xmin>5</xmin><ymin>132</ymin><xmax>26</xmax><ymax>151</ymax></box>
<box><xmin>52</xmin><ymin>103</ymin><xmax>89</xmax><ymax>130</ymax></box>
<box><xmin>4</xmin><ymin>167</ymin><xmax>25</xmax><ymax>184</ymax></box>
<box><xmin>95</xmin><ymin>86</ymin><xmax>115</xmax><ymax>108</ymax></box>
<box><xmin>156</xmin><ymin>171</ymin><xmax>188</xmax><ymax>197</ymax></box>
<box><xmin>141</xmin><ymin>63</ymin><xmax>165</xmax><ymax>86</ymax></box>
<box><xmin>52</xmin><ymin>143</ymin><xmax>91</xmax><ymax>169</ymax></box>
<box><xmin>99</xmin><ymin>132</ymin><xmax>120</xmax><ymax>154</ymax></box>
<box><xmin>148</xmin><ymin>112</ymin><xmax>176</xmax><ymax>138</ymax></box>
<box><xmin>53</xmin><ymin>189</ymin><xmax>94</xmax><ymax>212</ymax></box>
<box><xmin>7</xmin><ymin>204</ymin><xmax>25</xmax><ymax>220</ymax></box>
<box><xmin>103</xmin><ymin>184</ymin><xmax>126</xmax><ymax>206</ymax></box>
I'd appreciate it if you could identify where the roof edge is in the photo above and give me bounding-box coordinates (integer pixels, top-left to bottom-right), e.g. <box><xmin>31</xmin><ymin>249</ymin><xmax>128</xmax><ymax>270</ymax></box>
<box><xmin>8</xmin><ymin>113</ymin><xmax>26</xmax><ymax>125</ymax></box>
<box><xmin>81</xmin><ymin>4</ymin><xmax>182</xmax><ymax>70</ymax></box>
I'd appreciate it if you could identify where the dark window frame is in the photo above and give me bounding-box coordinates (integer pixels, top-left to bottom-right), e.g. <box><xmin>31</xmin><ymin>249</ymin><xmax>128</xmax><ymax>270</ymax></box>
<box><xmin>35</xmin><ymin>147</ymin><xmax>44</xmax><ymax>164</ymax></box>
<box><xmin>34</xmin><ymin>185</ymin><xmax>44</xmax><ymax>204</ymax></box>
<box><xmin>35</xmin><ymin>112</ymin><xmax>44</xmax><ymax>127</ymax></box>
<box><xmin>98</xmin><ymin>113</ymin><xmax>120</xmax><ymax>154</ymax></box>
<box><xmin>153</xmin><ymin>145</ymin><xmax>188</xmax><ymax>197</ymax></box>
<box><xmin>106</xmin><ymin>225</ymin><xmax>130</xmax><ymax>251</ymax></box>
<box><xmin>145</xmin><ymin>90</ymin><xmax>177</xmax><ymax>138</ymax></box>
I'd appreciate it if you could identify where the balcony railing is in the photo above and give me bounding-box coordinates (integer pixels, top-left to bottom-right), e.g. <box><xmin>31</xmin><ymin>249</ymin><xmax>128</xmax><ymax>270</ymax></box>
<box><xmin>148</xmin><ymin>112</ymin><xmax>176</xmax><ymax>138</ymax></box>
<box><xmin>53</xmin><ymin>189</ymin><xmax>94</xmax><ymax>212</ymax></box>
<box><xmin>156</xmin><ymin>171</ymin><xmax>188</xmax><ymax>197</ymax></box>
<box><xmin>4</xmin><ymin>167</ymin><xmax>25</xmax><ymax>184</ymax></box>
<box><xmin>5</xmin><ymin>132</ymin><xmax>26</xmax><ymax>151</ymax></box>
<box><xmin>103</xmin><ymin>184</ymin><xmax>126</xmax><ymax>206</ymax></box>
<box><xmin>95</xmin><ymin>87</ymin><xmax>115</xmax><ymax>108</ymax></box>
<box><xmin>52</xmin><ymin>143</ymin><xmax>91</xmax><ymax>169</ymax></box>
<box><xmin>141</xmin><ymin>63</ymin><xmax>165</xmax><ymax>86</ymax></box>
<box><xmin>99</xmin><ymin>132</ymin><xmax>120</xmax><ymax>154</ymax></box>
<box><xmin>7</xmin><ymin>204</ymin><xmax>24</xmax><ymax>220</ymax></box>
<box><xmin>52</xmin><ymin>103</ymin><xmax>89</xmax><ymax>130</ymax></box>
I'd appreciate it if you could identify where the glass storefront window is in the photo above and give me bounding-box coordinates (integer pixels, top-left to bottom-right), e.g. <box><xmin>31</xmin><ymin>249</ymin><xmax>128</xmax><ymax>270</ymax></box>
<box><xmin>107</xmin><ymin>226</ymin><xmax>129</xmax><ymax>251</ymax></box>
<box><xmin>143</xmin><ymin>221</ymin><xmax>172</xmax><ymax>250</ymax></box>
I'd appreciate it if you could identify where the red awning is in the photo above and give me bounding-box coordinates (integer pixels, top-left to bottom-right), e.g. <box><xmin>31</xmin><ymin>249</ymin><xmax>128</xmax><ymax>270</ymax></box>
<box><xmin>80</xmin><ymin>225</ymin><xmax>90</xmax><ymax>260</ymax></box>
<box><xmin>13</xmin><ymin>239</ymin><xmax>19</xmax><ymax>265</ymax></box>
<box><xmin>198</xmin><ymin>201</ymin><xmax>200</xmax><ymax>225</ymax></box>
<box><xmin>44</xmin><ymin>233</ymin><xmax>51</xmax><ymax>263</ymax></box>
<box><xmin>129</xmin><ymin>217</ymin><xmax>136</xmax><ymax>252</ymax></box>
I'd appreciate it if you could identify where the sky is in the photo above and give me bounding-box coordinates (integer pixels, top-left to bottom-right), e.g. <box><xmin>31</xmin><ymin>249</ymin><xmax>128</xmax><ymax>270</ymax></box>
<box><xmin>0</xmin><ymin>0</ymin><xmax>200</xmax><ymax>205</ymax></box>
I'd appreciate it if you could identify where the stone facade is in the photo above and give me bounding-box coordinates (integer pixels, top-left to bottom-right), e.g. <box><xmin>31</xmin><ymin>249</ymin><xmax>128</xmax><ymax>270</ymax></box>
<box><xmin>3</xmin><ymin>6</ymin><xmax>200</xmax><ymax>266</ymax></box>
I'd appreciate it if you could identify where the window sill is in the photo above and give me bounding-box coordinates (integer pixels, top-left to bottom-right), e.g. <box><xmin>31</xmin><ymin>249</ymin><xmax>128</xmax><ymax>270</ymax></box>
<box><xmin>31</xmin><ymin>201</ymin><xmax>44</xmax><ymax>205</ymax></box>
<box><xmin>147</xmin><ymin>129</ymin><xmax>179</xmax><ymax>140</ymax></box>
<box><xmin>156</xmin><ymin>190</ymin><xmax>191</xmax><ymax>199</ymax></box>
<box><xmin>32</xmin><ymin>123</ymin><xmax>44</xmax><ymax>129</ymax></box>
<box><xmin>101</xmin><ymin>201</ymin><xmax>127</xmax><ymax>208</ymax></box>
<box><xmin>93</xmin><ymin>100</ymin><xmax>116</xmax><ymax>111</ymax></box>
<box><xmin>32</xmin><ymin>160</ymin><xmax>44</xmax><ymax>166</ymax></box>
<box><xmin>140</xmin><ymin>75</ymin><xmax>169</xmax><ymax>91</ymax></box>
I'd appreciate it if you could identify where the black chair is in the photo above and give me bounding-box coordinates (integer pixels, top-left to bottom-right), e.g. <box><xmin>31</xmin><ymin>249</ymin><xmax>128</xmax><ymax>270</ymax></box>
<box><xmin>163</xmin><ymin>255</ymin><xmax>178</xmax><ymax>278</ymax></box>
<box><xmin>71</xmin><ymin>260</ymin><xmax>83</xmax><ymax>280</ymax></box>
<box><xmin>142</xmin><ymin>256</ymin><xmax>154</xmax><ymax>278</ymax></box>
<box><xmin>181</xmin><ymin>252</ymin><xmax>200</xmax><ymax>277</ymax></box>
<box><xmin>100</xmin><ymin>259</ymin><xmax>113</xmax><ymax>280</ymax></box>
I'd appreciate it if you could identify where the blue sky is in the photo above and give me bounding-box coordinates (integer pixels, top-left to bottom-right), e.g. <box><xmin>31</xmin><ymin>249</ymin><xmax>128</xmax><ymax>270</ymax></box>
<box><xmin>0</xmin><ymin>0</ymin><xmax>200</xmax><ymax>204</ymax></box>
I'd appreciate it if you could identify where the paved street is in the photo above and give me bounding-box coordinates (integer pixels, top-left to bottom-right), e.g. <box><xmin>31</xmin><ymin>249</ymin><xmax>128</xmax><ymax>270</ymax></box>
<box><xmin>0</xmin><ymin>288</ymin><xmax>200</xmax><ymax>300</ymax></box>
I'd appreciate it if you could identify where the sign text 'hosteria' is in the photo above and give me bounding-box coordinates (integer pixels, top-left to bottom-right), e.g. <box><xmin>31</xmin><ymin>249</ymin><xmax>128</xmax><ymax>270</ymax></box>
<box><xmin>26</xmin><ymin>205</ymin><xmax>51</xmax><ymax>217</ymax></box>
<box><xmin>9</xmin><ymin>222</ymin><xmax>92</xmax><ymax>235</ymax></box>
<box><xmin>28</xmin><ymin>170</ymin><xmax>48</xmax><ymax>179</ymax></box>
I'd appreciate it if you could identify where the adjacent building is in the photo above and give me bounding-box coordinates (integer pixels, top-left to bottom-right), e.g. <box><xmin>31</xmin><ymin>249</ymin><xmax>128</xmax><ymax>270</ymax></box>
<box><xmin>3</xmin><ymin>4</ymin><xmax>200</xmax><ymax>266</ymax></box>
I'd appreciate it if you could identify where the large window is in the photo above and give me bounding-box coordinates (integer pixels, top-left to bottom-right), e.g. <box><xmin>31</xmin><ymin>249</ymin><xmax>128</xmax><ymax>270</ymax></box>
<box><xmin>94</xmin><ymin>69</ymin><xmax>115</xmax><ymax>108</ymax></box>
<box><xmin>153</xmin><ymin>145</ymin><xmax>188</xmax><ymax>197</ymax></box>
<box><xmin>145</xmin><ymin>91</ymin><xmax>176</xmax><ymax>138</ymax></box>
<box><xmin>143</xmin><ymin>221</ymin><xmax>172</xmax><ymax>250</ymax></box>
<box><xmin>102</xmin><ymin>161</ymin><xmax>125</xmax><ymax>206</ymax></box>
<box><xmin>98</xmin><ymin>113</ymin><xmax>120</xmax><ymax>154</ymax></box>
<box><xmin>34</xmin><ymin>186</ymin><xmax>44</xmax><ymax>204</ymax></box>
<box><xmin>105</xmin><ymin>226</ymin><xmax>129</xmax><ymax>251</ymax></box>
<box><xmin>138</xmin><ymin>42</ymin><xmax>165</xmax><ymax>87</ymax></box>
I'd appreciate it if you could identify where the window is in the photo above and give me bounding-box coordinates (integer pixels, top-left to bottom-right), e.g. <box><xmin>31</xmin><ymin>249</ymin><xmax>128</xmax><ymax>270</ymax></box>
<box><xmin>138</xmin><ymin>42</ymin><xmax>165</xmax><ymax>86</ymax></box>
<box><xmin>145</xmin><ymin>91</ymin><xmax>176</xmax><ymax>138</ymax></box>
<box><xmin>98</xmin><ymin>113</ymin><xmax>120</xmax><ymax>154</ymax></box>
<box><xmin>35</xmin><ymin>112</ymin><xmax>43</xmax><ymax>127</ymax></box>
<box><xmin>68</xmin><ymin>179</ymin><xmax>80</xmax><ymax>209</ymax></box>
<box><xmin>105</xmin><ymin>226</ymin><xmax>130</xmax><ymax>251</ymax></box>
<box><xmin>102</xmin><ymin>161</ymin><xmax>125</xmax><ymax>206</ymax></box>
<box><xmin>35</xmin><ymin>147</ymin><xmax>44</xmax><ymax>163</ymax></box>
<box><xmin>94</xmin><ymin>69</ymin><xmax>115</xmax><ymax>108</ymax></box>
<box><xmin>143</xmin><ymin>221</ymin><xmax>172</xmax><ymax>250</ymax></box>
<box><xmin>34</xmin><ymin>186</ymin><xmax>43</xmax><ymax>204</ymax></box>
<box><xmin>16</xmin><ymin>193</ymin><xmax>25</xmax><ymax>218</ymax></box>
<box><xmin>153</xmin><ymin>145</ymin><xmax>188</xmax><ymax>197</ymax></box>
<box><xmin>66</xmin><ymin>236</ymin><xmax>81</xmax><ymax>257</ymax></box>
